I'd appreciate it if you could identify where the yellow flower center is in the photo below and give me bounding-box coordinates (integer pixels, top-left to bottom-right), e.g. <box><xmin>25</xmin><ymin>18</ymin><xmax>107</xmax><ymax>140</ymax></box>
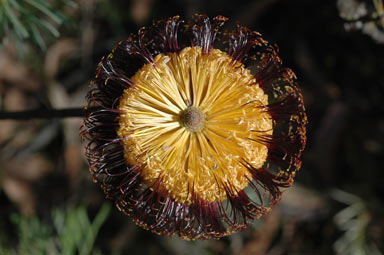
<box><xmin>117</xmin><ymin>46</ymin><xmax>272</xmax><ymax>204</ymax></box>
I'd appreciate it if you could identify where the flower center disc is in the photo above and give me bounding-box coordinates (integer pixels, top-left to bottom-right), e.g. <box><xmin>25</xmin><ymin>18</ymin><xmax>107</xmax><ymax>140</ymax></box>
<box><xmin>117</xmin><ymin>46</ymin><xmax>273</xmax><ymax>204</ymax></box>
<box><xmin>179</xmin><ymin>107</ymin><xmax>205</xmax><ymax>132</ymax></box>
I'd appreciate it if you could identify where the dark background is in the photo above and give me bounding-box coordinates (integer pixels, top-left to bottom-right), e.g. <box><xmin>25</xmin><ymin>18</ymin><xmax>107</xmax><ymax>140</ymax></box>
<box><xmin>0</xmin><ymin>0</ymin><xmax>383</xmax><ymax>254</ymax></box>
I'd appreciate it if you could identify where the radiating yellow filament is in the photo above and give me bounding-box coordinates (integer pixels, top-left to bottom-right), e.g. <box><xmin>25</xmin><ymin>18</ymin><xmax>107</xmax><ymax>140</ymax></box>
<box><xmin>117</xmin><ymin>46</ymin><xmax>272</xmax><ymax>204</ymax></box>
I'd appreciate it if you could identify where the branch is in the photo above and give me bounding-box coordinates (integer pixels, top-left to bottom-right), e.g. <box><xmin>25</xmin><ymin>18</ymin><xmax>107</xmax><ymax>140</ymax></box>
<box><xmin>0</xmin><ymin>107</ymin><xmax>99</xmax><ymax>120</ymax></box>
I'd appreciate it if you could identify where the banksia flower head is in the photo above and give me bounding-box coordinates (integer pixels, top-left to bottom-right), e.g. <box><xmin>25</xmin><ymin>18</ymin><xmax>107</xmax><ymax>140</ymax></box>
<box><xmin>81</xmin><ymin>14</ymin><xmax>307</xmax><ymax>240</ymax></box>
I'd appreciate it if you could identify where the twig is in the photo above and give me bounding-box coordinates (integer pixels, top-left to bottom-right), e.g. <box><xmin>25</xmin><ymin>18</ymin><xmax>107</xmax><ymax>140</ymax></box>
<box><xmin>0</xmin><ymin>107</ymin><xmax>98</xmax><ymax>120</ymax></box>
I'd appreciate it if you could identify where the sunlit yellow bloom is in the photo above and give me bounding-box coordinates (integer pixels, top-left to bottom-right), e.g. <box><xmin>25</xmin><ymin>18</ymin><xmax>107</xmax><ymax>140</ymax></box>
<box><xmin>118</xmin><ymin>46</ymin><xmax>272</xmax><ymax>203</ymax></box>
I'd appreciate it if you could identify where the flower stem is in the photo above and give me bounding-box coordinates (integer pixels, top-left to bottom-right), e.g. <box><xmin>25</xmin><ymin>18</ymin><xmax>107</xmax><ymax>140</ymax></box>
<box><xmin>0</xmin><ymin>107</ymin><xmax>98</xmax><ymax>120</ymax></box>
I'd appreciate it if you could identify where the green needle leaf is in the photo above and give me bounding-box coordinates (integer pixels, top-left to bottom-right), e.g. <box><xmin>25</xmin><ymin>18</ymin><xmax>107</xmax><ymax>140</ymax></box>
<box><xmin>25</xmin><ymin>0</ymin><xmax>63</xmax><ymax>25</ymax></box>
<box><xmin>3</xmin><ymin>3</ymin><xmax>29</xmax><ymax>39</ymax></box>
<box><xmin>35</xmin><ymin>18</ymin><xmax>60</xmax><ymax>38</ymax></box>
<box><xmin>29</xmin><ymin>22</ymin><xmax>46</xmax><ymax>51</ymax></box>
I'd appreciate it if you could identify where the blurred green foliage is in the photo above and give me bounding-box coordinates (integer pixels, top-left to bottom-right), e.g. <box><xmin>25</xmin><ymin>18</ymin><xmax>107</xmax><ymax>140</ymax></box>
<box><xmin>0</xmin><ymin>0</ymin><xmax>77</xmax><ymax>53</ymax></box>
<box><xmin>332</xmin><ymin>189</ymin><xmax>381</xmax><ymax>255</ymax></box>
<box><xmin>2</xmin><ymin>203</ymin><xmax>111</xmax><ymax>255</ymax></box>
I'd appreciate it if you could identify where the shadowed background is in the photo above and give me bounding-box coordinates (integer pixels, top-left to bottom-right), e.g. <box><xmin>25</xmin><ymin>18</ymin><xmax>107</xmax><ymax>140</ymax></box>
<box><xmin>0</xmin><ymin>0</ymin><xmax>383</xmax><ymax>254</ymax></box>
